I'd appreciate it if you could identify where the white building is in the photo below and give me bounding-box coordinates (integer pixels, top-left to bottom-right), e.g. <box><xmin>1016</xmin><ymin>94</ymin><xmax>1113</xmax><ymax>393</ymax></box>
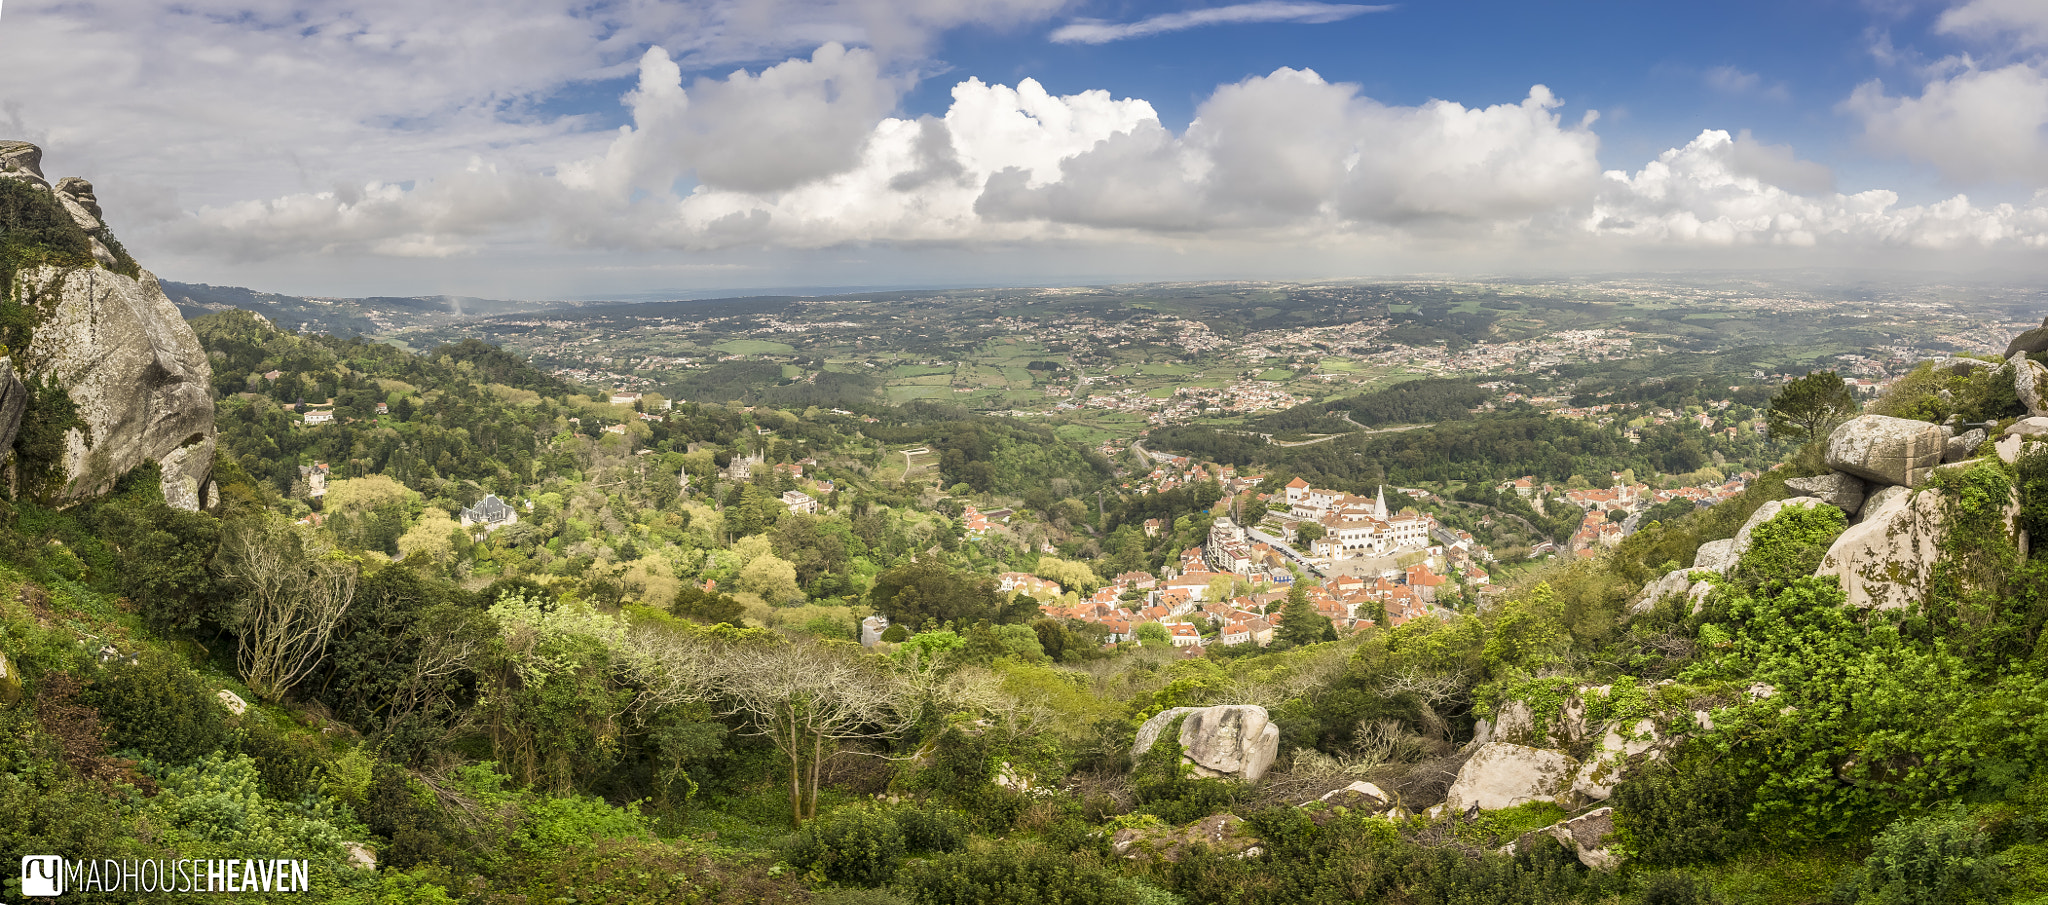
<box><xmin>781</xmin><ymin>490</ymin><xmax>819</xmax><ymax>515</ymax></box>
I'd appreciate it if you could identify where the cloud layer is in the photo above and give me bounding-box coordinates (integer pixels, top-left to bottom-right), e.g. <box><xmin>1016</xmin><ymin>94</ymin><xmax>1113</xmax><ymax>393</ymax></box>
<box><xmin>6</xmin><ymin>0</ymin><xmax>2048</xmax><ymax>291</ymax></box>
<box><xmin>1049</xmin><ymin>2</ymin><xmax>1392</xmax><ymax>45</ymax></box>
<box><xmin>167</xmin><ymin>54</ymin><xmax>2048</xmax><ymax>270</ymax></box>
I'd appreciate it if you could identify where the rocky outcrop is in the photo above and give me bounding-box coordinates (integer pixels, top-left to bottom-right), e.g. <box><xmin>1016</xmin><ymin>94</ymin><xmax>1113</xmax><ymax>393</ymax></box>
<box><xmin>1111</xmin><ymin>814</ymin><xmax>1263</xmax><ymax>860</ymax></box>
<box><xmin>1923</xmin><ymin>357</ymin><xmax>1994</xmax><ymax>377</ymax></box>
<box><xmin>1691</xmin><ymin>537</ymin><xmax>1735</xmax><ymax>573</ymax></box>
<box><xmin>1132</xmin><ymin>704</ymin><xmax>1281</xmax><ymax>782</ymax></box>
<box><xmin>1817</xmin><ymin>482</ymin><xmax>2024</xmax><ymax>610</ymax></box>
<box><xmin>1510</xmin><ymin>808</ymin><xmax>1620</xmax><ymax>871</ymax></box>
<box><xmin>17</xmin><ymin>266</ymin><xmax>217</xmax><ymax>509</ymax></box>
<box><xmin>2014</xmin><ymin>354</ymin><xmax>2048</xmax><ymax>417</ymax></box>
<box><xmin>2007</xmin><ymin>417</ymin><xmax>2048</xmax><ymax>439</ymax></box>
<box><xmin>2006</xmin><ymin>318</ymin><xmax>2048</xmax><ymax>358</ymax></box>
<box><xmin>1785</xmin><ymin>473</ymin><xmax>1866</xmax><ymax>513</ymax></box>
<box><xmin>0</xmin><ymin>141</ymin><xmax>46</xmax><ymax>188</ymax></box>
<box><xmin>0</xmin><ymin>143</ymin><xmax>218</xmax><ymax>511</ymax></box>
<box><xmin>1316</xmin><ymin>781</ymin><xmax>1393</xmax><ymax>811</ymax></box>
<box><xmin>1570</xmin><ymin>719</ymin><xmax>1661</xmax><ymax>801</ymax></box>
<box><xmin>1859</xmin><ymin>484</ymin><xmax>1910</xmax><ymax>520</ymax></box>
<box><xmin>1945</xmin><ymin>429</ymin><xmax>1987</xmax><ymax>463</ymax></box>
<box><xmin>216</xmin><ymin>689</ymin><xmax>249</xmax><ymax>716</ymax></box>
<box><xmin>1825</xmin><ymin>415</ymin><xmax>1945</xmax><ymax>487</ymax></box>
<box><xmin>0</xmin><ymin>359</ymin><xmax>28</xmax><ymax>455</ymax></box>
<box><xmin>1441</xmin><ymin>743</ymin><xmax>1576</xmax><ymax>812</ymax></box>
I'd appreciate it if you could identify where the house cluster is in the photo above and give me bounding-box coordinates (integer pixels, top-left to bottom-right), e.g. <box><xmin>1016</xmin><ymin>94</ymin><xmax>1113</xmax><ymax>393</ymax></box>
<box><xmin>1202</xmin><ymin>517</ymin><xmax>1298</xmax><ymax>583</ymax></box>
<box><xmin>1279</xmin><ymin>480</ymin><xmax>1433</xmax><ymax>561</ymax></box>
<box><xmin>961</xmin><ymin>504</ymin><xmax>1013</xmax><ymax>537</ymax></box>
<box><xmin>997</xmin><ymin>573</ymin><xmax>1063</xmax><ymax>598</ymax></box>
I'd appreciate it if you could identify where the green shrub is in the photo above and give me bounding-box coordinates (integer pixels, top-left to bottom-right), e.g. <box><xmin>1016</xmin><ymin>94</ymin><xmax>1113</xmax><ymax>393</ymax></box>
<box><xmin>1847</xmin><ymin>809</ymin><xmax>1997</xmax><ymax>905</ymax></box>
<box><xmin>786</xmin><ymin>806</ymin><xmax>908</xmax><ymax>886</ymax></box>
<box><xmin>895</xmin><ymin>843</ymin><xmax>1126</xmax><ymax>905</ymax></box>
<box><xmin>1729</xmin><ymin>503</ymin><xmax>1845</xmax><ymax>593</ymax></box>
<box><xmin>85</xmin><ymin>650</ymin><xmax>229</xmax><ymax>765</ymax></box>
<box><xmin>893</xmin><ymin>804</ymin><xmax>970</xmax><ymax>854</ymax></box>
<box><xmin>1634</xmin><ymin>871</ymin><xmax>1722</xmax><ymax>905</ymax></box>
<box><xmin>1613</xmin><ymin>747</ymin><xmax>1754</xmax><ymax>866</ymax></box>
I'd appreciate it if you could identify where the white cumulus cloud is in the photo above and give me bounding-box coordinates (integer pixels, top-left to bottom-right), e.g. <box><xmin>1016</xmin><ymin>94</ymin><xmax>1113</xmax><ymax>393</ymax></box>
<box><xmin>1846</xmin><ymin>62</ymin><xmax>2048</xmax><ymax>184</ymax></box>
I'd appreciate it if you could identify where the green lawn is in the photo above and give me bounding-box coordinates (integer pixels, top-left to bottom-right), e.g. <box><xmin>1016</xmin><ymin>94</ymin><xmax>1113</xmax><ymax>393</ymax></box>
<box><xmin>713</xmin><ymin>339</ymin><xmax>795</xmax><ymax>355</ymax></box>
<box><xmin>886</xmin><ymin>385</ymin><xmax>953</xmax><ymax>404</ymax></box>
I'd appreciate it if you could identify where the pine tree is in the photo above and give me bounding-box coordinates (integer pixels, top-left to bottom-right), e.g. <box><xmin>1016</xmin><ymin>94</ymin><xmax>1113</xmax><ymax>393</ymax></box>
<box><xmin>1276</xmin><ymin>580</ymin><xmax>1330</xmax><ymax>647</ymax></box>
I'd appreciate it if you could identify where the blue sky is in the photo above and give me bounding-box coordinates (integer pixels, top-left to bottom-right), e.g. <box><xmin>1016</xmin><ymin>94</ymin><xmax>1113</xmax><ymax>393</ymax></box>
<box><xmin>3</xmin><ymin>0</ymin><xmax>2046</xmax><ymax>297</ymax></box>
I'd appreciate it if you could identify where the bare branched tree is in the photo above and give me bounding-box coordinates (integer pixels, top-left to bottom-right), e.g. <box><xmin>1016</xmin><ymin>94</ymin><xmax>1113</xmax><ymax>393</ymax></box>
<box><xmin>716</xmin><ymin>639</ymin><xmax>917</xmax><ymax>827</ymax></box>
<box><xmin>216</xmin><ymin>516</ymin><xmax>358</xmax><ymax>702</ymax></box>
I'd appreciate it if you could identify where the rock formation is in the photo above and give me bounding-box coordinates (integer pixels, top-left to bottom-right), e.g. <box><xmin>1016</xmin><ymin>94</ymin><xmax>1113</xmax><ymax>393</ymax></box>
<box><xmin>1785</xmin><ymin>472</ymin><xmax>1866</xmax><ymax>513</ymax></box>
<box><xmin>1508</xmin><ymin>808</ymin><xmax>1620</xmax><ymax>872</ymax></box>
<box><xmin>2015</xmin><ymin>354</ymin><xmax>2048</xmax><ymax>418</ymax></box>
<box><xmin>1440</xmin><ymin>742</ymin><xmax>1576</xmax><ymax>812</ymax></box>
<box><xmin>1825</xmin><ymin>415</ymin><xmax>1945</xmax><ymax>487</ymax></box>
<box><xmin>1817</xmin><ymin>481</ymin><xmax>2023</xmax><ymax>610</ymax></box>
<box><xmin>1570</xmin><ymin>719</ymin><xmax>1661</xmax><ymax>801</ymax></box>
<box><xmin>2006</xmin><ymin>317</ymin><xmax>2048</xmax><ymax>358</ymax></box>
<box><xmin>0</xmin><ymin>142</ymin><xmax>216</xmax><ymax>509</ymax></box>
<box><xmin>1132</xmin><ymin>704</ymin><xmax>1282</xmax><ymax>782</ymax></box>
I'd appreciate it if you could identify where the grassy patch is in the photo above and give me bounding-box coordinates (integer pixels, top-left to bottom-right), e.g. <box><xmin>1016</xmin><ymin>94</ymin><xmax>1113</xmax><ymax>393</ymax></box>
<box><xmin>713</xmin><ymin>339</ymin><xmax>796</xmax><ymax>355</ymax></box>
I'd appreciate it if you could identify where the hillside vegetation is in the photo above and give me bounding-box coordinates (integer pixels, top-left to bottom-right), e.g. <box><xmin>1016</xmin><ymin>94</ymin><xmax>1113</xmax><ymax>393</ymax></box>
<box><xmin>0</xmin><ymin>309</ymin><xmax>2045</xmax><ymax>905</ymax></box>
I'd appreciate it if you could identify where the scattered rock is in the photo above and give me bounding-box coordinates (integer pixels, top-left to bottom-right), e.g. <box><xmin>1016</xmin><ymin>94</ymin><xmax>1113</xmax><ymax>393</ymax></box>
<box><xmin>1111</xmin><ymin>814</ymin><xmax>1262</xmax><ymax>861</ymax></box>
<box><xmin>1317</xmin><ymin>781</ymin><xmax>1393</xmax><ymax>811</ymax></box>
<box><xmin>1570</xmin><ymin>719</ymin><xmax>1661</xmax><ymax>801</ymax></box>
<box><xmin>1997</xmin><ymin>434</ymin><xmax>2028</xmax><ymax>465</ymax></box>
<box><xmin>1825</xmin><ymin>415</ymin><xmax>1947</xmax><ymax>487</ymax></box>
<box><xmin>1548</xmin><ymin>808</ymin><xmax>1621</xmax><ymax>871</ymax></box>
<box><xmin>1132</xmin><ymin>704</ymin><xmax>1281</xmax><ymax>782</ymax></box>
<box><xmin>1818</xmin><ymin>481</ymin><xmax>2024</xmax><ymax>610</ymax></box>
<box><xmin>1629</xmin><ymin>568</ymin><xmax>1693</xmax><ymax>614</ymax></box>
<box><xmin>2005</xmin><ymin>417</ymin><xmax>2048</xmax><ymax>438</ymax></box>
<box><xmin>342</xmin><ymin>843</ymin><xmax>377</xmax><ymax>870</ymax></box>
<box><xmin>217</xmin><ymin>690</ymin><xmax>249</xmax><ymax>716</ymax></box>
<box><xmin>1924</xmin><ymin>357</ymin><xmax>1995</xmax><ymax>377</ymax></box>
<box><xmin>2015</xmin><ymin>355</ymin><xmax>2048</xmax><ymax>417</ymax></box>
<box><xmin>1441</xmin><ymin>743</ymin><xmax>1577</xmax><ymax>812</ymax></box>
<box><xmin>1785</xmin><ymin>472</ymin><xmax>1867</xmax><ymax>513</ymax></box>
<box><xmin>995</xmin><ymin>762</ymin><xmax>1031</xmax><ymax>792</ymax></box>
<box><xmin>1944</xmin><ymin>428</ymin><xmax>1988</xmax><ymax>463</ymax></box>
<box><xmin>1691</xmin><ymin>538</ymin><xmax>1737</xmax><ymax>574</ymax></box>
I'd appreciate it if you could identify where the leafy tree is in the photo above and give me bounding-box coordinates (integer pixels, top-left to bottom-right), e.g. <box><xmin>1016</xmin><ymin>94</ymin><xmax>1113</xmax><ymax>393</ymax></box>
<box><xmin>1133</xmin><ymin>622</ymin><xmax>1170</xmax><ymax>646</ymax></box>
<box><xmin>1275</xmin><ymin>581</ymin><xmax>1330</xmax><ymax>647</ymax></box>
<box><xmin>868</xmin><ymin>559</ymin><xmax>1008</xmax><ymax>630</ymax></box>
<box><xmin>673</xmin><ymin>584</ymin><xmax>747</xmax><ymax>626</ymax></box>
<box><xmin>1766</xmin><ymin>370</ymin><xmax>1858</xmax><ymax>442</ymax></box>
<box><xmin>1295</xmin><ymin>521</ymin><xmax>1326</xmax><ymax>547</ymax></box>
